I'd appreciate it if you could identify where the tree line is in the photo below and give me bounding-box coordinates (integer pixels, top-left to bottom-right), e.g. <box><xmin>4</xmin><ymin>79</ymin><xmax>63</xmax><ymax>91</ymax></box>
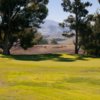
<box><xmin>60</xmin><ymin>0</ymin><xmax>100</xmax><ymax>56</ymax></box>
<box><xmin>0</xmin><ymin>0</ymin><xmax>100</xmax><ymax>56</ymax></box>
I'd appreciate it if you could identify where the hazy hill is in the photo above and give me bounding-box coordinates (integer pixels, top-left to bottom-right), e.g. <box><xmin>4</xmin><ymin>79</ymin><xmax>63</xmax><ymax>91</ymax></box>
<box><xmin>39</xmin><ymin>20</ymin><xmax>67</xmax><ymax>38</ymax></box>
<box><xmin>39</xmin><ymin>20</ymin><xmax>74</xmax><ymax>44</ymax></box>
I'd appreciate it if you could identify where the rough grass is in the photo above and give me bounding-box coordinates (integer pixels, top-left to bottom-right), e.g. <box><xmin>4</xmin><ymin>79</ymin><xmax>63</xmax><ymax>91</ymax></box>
<box><xmin>0</xmin><ymin>54</ymin><xmax>100</xmax><ymax>100</ymax></box>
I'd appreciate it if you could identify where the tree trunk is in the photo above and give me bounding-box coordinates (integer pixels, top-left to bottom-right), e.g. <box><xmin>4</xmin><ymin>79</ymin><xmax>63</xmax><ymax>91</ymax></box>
<box><xmin>3</xmin><ymin>47</ymin><xmax>10</xmax><ymax>55</ymax></box>
<box><xmin>75</xmin><ymin>30</ymin><xmax>79</xmax><ymax>54</ymax></box>
<box><xmin>75</xmin><ymin>13</ymin><xmax>79</xmax><ymax>54</ymax></box>
<box><xmin>3</xmin><ymin>34</ymin><xmax>11</xmax><ymax>55</ymax></box>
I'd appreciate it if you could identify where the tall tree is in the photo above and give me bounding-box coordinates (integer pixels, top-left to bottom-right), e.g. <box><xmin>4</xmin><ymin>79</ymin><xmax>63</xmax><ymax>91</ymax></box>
<box><xmin>61</xmin><ymin>0</ymin><xmax>91</xmax><ymax>54</ymax></box>
<box><xmin>0</xmin><ymin>0</ymin><xmax>48</xmax><ymax>55</ymax></box>
<box><xmin>80</xmin><ymin>13</ymin><xmax>100</xmax><ymax>56</ymax></box>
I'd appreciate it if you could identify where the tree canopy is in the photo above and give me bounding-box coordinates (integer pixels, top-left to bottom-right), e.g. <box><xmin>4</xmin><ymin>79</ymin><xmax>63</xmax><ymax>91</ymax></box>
<box><xmin>80</xmin><ymin>13</ymin><xmax>100</xmax><ymax>56</ymax></box>
<box><xmin>61</xmin><ymin>0</ymin><xmax>92</xmax><ymax>54</ymax></box>
<box><xmin>0</xmin><ymin>0</ymin><xmax>48</xmax><ymax>55</ymax></box>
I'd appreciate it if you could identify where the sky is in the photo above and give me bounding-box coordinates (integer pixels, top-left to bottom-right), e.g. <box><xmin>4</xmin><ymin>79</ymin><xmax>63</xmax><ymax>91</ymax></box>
<box><xmin>46</xmin><ymin>0</ymin><xmax>100</xmax><ymax>22</ymax></box>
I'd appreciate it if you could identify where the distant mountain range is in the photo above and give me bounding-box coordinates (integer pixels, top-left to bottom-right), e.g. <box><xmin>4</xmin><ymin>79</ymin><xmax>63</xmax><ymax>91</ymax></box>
<box><xmin>39</xmin><ymin>20</ymin><xmax>68</xmax><ymax>38</ymax></box>
<box><xmin>38</xmin><ymin>20</ymin><xmax>74</xmax><ymax>44</ymax></box>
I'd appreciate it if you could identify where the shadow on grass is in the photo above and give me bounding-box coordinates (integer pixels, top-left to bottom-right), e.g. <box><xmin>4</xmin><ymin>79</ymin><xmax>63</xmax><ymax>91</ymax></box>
<box><xmin>0</xmin><ymin>54</ymin><xmax>90</xmax><ymax>62</ymax></box>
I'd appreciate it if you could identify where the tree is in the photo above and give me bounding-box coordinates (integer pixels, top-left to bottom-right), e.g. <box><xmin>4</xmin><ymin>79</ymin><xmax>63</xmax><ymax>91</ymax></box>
<box><xmin>98</xmin><ymin>0</ymin><xmax>100</xmax><ymax>4</ymax></box>
<box><xmin>61</xmin><ymin>0</ymin><xmax>92</xmax><ymax>54</ymax></box>
<box><xmin>0</xmin><ymin>0</ymin><xmax>48</xmax><ymax>55</ymax></box>
<box><xmin>51</xmin><ymin>39</ymin><xmax>58</xmax><ymax>44</ymax></box>
<box><xmin>78</xmin><ymin>14</ymin><xmax>94</xmax><ymax>54</ymax></box>
<box><xmin>80</xmin><ymin>14</ymin><xmax>100</xmax><ymax>56</ymax></box>
<box><xmin>38</xmin><ymin>38</ymin><xmax>48</xmax><ymax>44</ymax></box>
<box><xmin>32</xmin><ymin>32</ymin><xmax>42</xmax><ymax>45</ymax></box>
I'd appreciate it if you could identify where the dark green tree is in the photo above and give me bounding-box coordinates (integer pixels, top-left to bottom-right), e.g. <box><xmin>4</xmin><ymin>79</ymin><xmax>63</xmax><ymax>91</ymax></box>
<box><xmin>80</xmin><ymin>14</ymin><xmax>100</xmax><ymax>56</ymax></box>
<box><xmin>61</xmin><ymin>0</ymin><xmax>92</xmax><ymax>54</ymax></box>
<box><xmin>51</xmin><ymin>39</ymin><xmax>58</xmax><ymax>44</ymax></box>
<box><xmin>0</xmin><ymin>0</ymin><xmax>48</xmax><ymax>55</ymax></box>
<box><xmin>38</xmin><ymin>38</ymin><xmax>48</xmax><ymax>44</ymax></box>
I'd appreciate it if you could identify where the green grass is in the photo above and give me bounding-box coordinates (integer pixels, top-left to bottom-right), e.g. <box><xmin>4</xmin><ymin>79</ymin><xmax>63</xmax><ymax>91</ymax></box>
<box><xmin>0</xmin><ymin>54</ymin><xmax>100</xmax><ymax>100</ymax></box>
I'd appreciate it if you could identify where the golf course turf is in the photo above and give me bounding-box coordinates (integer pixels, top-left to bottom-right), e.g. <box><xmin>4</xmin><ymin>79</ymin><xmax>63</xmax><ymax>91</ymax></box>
<box><xmin>0</xmin><ymin>54</ymin><xmax>100</xmax><ymax>100</ymax></box>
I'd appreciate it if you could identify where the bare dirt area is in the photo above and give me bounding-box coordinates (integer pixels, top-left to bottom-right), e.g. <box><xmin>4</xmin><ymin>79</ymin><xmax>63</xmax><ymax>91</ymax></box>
<box><xmin>10</xmin><ymin>45</ymin><xmax>76</xmax><ymax>55</ymax></box>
